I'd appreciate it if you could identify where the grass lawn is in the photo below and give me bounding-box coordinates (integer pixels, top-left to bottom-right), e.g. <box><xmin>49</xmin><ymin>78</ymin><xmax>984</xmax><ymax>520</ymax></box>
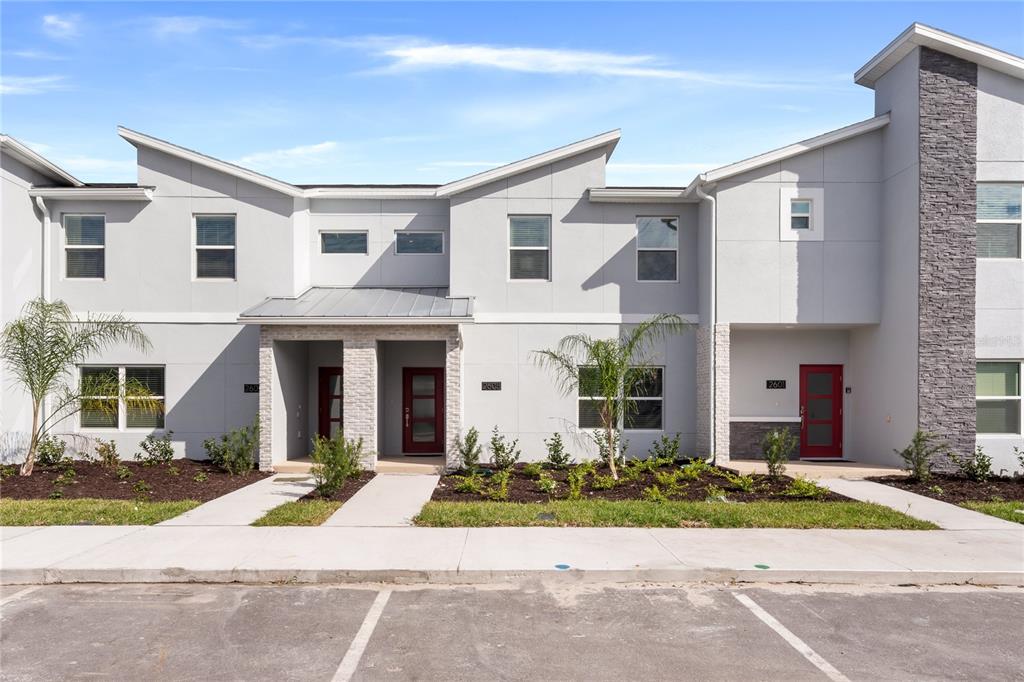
<box><xmin>415</xmin><ymin>500</ymin><xmax>937</xmax><ymax>529</ymax></box>
<box><xmin>0</xmin><ymin>498</ymin><xmax>199</xmax><ymax>526</ymax></box>
<box><xmin>960</xmin><ymin>501</ymin><xmax>1024</xmax><ymax>524</ymax></box>
<box><xmin>251</xmin><ymin>500</ymin><xmax>342</xmax><ymax>526</ymax></box>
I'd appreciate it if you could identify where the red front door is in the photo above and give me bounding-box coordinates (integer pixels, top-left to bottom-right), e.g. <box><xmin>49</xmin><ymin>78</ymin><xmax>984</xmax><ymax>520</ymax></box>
<box><xmin>402</xmin><ymin>367</ymin><xmax>444</xmax><ymax>454</ymax></box>
<box><xmin>318</xmin><ymin>367</ymin><xmax>343</xmax><ymax>439</ymax></box>
<box><xmin>799</xmin><ymin>365</ymin><xmax>843</xmax><ymax>458</ymax></box>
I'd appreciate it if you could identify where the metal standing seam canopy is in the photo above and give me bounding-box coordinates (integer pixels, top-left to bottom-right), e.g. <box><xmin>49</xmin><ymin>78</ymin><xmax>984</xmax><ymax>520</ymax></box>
<box><xmin>238</xmin><ymin>287</ymin><xmax>473</xmax><ymax>323</ymax></box>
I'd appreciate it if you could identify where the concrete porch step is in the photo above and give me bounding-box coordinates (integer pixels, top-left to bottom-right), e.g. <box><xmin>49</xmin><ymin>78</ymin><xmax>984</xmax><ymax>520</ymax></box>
<box><xmin>273</xmin><ymin>456</ymin><xmax>445</xmax><ymax>475</ymax></box>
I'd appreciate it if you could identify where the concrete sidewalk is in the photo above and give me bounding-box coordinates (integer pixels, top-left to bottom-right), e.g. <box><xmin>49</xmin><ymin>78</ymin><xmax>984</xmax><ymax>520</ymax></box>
<box><xmin>157</xmin><ymin>474</ymin><xmax>315</xmax><ymax>526</ymax></box>
<box><xmin>2</xmin><ymin>524</ymin><xmax>1021</xmax><ymax>586</ymax></box>
<box><xmin>324</xmin><ymin>474</ymin><xmax>439</xmax><ymax>527</ymax></box>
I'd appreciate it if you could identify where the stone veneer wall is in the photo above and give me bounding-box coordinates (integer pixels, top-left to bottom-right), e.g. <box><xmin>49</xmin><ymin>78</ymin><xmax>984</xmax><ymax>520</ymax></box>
<box><xmin>695</xmin><ymin>325</ymin><xmax>711</xmax><ymax>457</ymax></box>
<box><xmin>917</xmin><ymin>47</ymin><xmax>978</xmax><ymax>466</ymax></box>
<box><xmin>713</xmin><ymin>324</ymin><xmax>731</xmax><ymax>463</ymax></box>
<box><xmin>258</xmin><ymin>324</ymin><xmax>462</xmax><ymax>472</ymax></box>
<box><xmin>729</xmin><ymin>421</ymin><xmax>801</xmax><ymax>460</ymax></box>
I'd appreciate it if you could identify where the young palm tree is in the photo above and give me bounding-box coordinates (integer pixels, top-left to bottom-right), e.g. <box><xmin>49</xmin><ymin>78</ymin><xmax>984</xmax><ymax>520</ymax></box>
<box><xmin>1</xmin><ymin>298</ymin><xmax>156</xmax><ymax>476</ymax></box>
<box><xmin>532</xmin><ymin>313</ymin><xmax>689</xmax><ymax>479</ymax></box>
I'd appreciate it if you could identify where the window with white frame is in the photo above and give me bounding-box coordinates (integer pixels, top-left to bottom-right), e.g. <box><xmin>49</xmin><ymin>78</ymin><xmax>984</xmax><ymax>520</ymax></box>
<box><xmin>977</xmin><ymin>362</ymin><xmax>1021</xmax><ymax>435</ymax></box>
<box><xmin>321</xmin><ymin>231</ymin><xmax>368</xmax><ymax>254</ymax></box>
<box><xmin>64</xmin><ymin>214</ymin><xmax>105</xmax><ymax>279</ymax></box>
<box><xmin>80</xmin><ymin>366</ymin><xmax>165</xmax><ymax>430</ymax></box>
<box><xmin>395</xmin><ymin>231</ymin><xmax>444</xmax><ymax>254</ymax></box>
<box><xmin>509</xmin><ymin>215</ymin><xmax>550</xmax><ymax>280</ymax></box>
<box><xmin>790</xmin><ymin>200</ymin><xmax>812</xmax><ymax>230</ymax></box>
<box><xmin>637</xmin><ymin>217</ymin><xmax>678</xmax><ymax>281</ymax></box>
<box><xmin>977</xmin><ymin>184</ymin><xmax>1022</xmax><ymax>258</ymax></box>
<box><xmin>195</xmin><ymin>215</ymin><xmax>236</xmax><ymax>279</ymax></box>
<box><xmin>578</xmin><ymin>367</ymin><xmax>664</xmax><ymax>430</ymax></box>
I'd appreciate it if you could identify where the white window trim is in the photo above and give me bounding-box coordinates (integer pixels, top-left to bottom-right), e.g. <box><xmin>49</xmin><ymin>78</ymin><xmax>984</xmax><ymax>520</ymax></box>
<box><xmin>636</xmin><ymin>216</ymin><xmax>679</xmax><ymax>283</ymax></box>
<box><xmin>193</xmin><ymin>214</ymin><xmax>237</xmax><ymax>281</ymax></box>
<box><xmin>577</xmin><ymin>366</ymin><xmax>665</xmax><ymax>432</ymax></box>
<box><xmin>394</xmin><ymin>230</ymin><xmax>445</xmax><ymax>256</ymax></box>
<box><xmin>977</xmin><ymin>184</ymin><xmax>1023</xmax><ymax>260</ymax></box>
<box><xmin>319</xmin><ymin>229</ymin><xmax>370</xmax><ymax>255</ymax></box>
<box><xmin>977</xmin><ymin>360</ymin><xmax>1022</xmax><ymax>436</ymax></box>
<box><xmin>779</xmin><ymin>187</ymin><xmax>824</xmax><ymax>242</ymax></box>
<box><xmin>508</xmin><ymin>215</ymin><xmax>551</xmax><ymax>282</ymax></box>
<box><xmin>78</xmin><ymin>365</ymin><xmax>166</xmax><ymax>432</ymax></box>
<box><xmin>62</xmin><ymin>213</ymin><xmax>106</xmax><ymax>281</ymax></box>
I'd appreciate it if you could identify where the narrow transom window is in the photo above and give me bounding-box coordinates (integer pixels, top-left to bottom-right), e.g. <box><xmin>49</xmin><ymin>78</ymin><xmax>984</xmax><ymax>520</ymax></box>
<box><xmin>790</xmin><ymin>200</ymin><xmax>812</xmax><ymax>230</ymax></box>
<box><xmin>977</xmin><ymin>184</ymin><xmax>1022</xmax><ymax>258</ymax></box>
<box><xmin>80</xmin><ymin>366</ymin><xmax>166</xmax><ymax>430</ymax></box>
<box><xmin>509</xmin><ymin>215</ymin><xmax>550</xmax><ymax>280</ymax></box>
<box><xmin>637</xmin><ymin>217</ymin><xmax>678</xmax><ymax>281</ymax></box>
<box><xmin>976</xmin><ymin>362</ymin><xmax>1021</xmax><ymax>435</ymax></box>
<box><xmin>321</xmin><ymin>231</ymin><xmax>368</xmax><ymax>254</ymax></box>
<box><xmin>195</xmin><ymin>215</ymin><xmax>236</xmax><ymax>279</ymax></box>
<box><xmin>396</xmin><ymin>231</ymin><xmax>444</xmax><ymax>255</ymax></box>
<box><xmin>577</xmin><ymin>366</ymin><xmax>664</xmax><ymax>431</ymax></box>
<box><xmin>64</xmin><ymin>214</ymin><xmax>105</xmax><ymax>279</ymax></box>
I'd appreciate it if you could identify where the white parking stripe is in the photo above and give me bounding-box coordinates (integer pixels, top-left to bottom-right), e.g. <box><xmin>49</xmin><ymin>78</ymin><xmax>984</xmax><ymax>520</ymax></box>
<box><xmin>332</xmin><ymin>589</ymin><xmax>392</xmax><ymax>682</ymax></box>
<box><xmin>0</xmin><ymin>585</ymin><xmax>40</xmax><ymax>609</ymax></box>
<box><xmin>734</xmin><ymin>593</ymin><xmax>851</xmax><ymax>682</ymax></box>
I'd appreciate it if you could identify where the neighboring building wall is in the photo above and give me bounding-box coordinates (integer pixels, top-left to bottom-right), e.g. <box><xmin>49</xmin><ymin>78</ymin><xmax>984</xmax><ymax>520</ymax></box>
<box><xmin>308</xmin><ymin>199</ymin><xmax>450</xmax><ymax>287</ymax></box>
<box><xmin>917</xmin><ymin>47</ymin><xmax>978</xmax><ymax>465</ymax></box>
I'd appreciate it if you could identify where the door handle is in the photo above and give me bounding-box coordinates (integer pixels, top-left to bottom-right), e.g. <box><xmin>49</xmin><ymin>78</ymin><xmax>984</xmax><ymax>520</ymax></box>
<box><xmin>404</xmin><ymin>408</ymin><xmax>410</xmax><ymax>427</ymax></box>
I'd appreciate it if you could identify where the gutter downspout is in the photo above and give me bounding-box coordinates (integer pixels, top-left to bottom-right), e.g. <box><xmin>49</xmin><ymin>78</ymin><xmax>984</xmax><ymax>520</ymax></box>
<box><xmin>694</xmin><ymin>181</ymin><xmax>717</xmax><ymax>465</ymax></box>
<box><xmin>35</xmin><ymin>196</ymin><xmax>50</xmax><ymax>302</ymax></box>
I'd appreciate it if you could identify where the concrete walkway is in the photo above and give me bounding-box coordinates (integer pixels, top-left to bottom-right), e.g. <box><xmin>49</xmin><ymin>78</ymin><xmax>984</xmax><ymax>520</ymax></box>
<box><xmin>729</xmin><ymin>460</ymin><xmax>904</xmax><ymax>480</ymax></box>
<box><xmin>2</xmin><ymin>524</ymin><xmax>1021</xmax><ymax>586</ymax></box>
<box><xmin>158</xmin><ymin>475</ymin><xmax>314</xmax><ymax>526</ymax></box>
<box><xmin>324</xmin><ymin>474</ymin><xmax>439</xmax><ymax>527</ymax></box>
<box><xmin>820</xmin><ymin>478</ymin><xmax>1022</xmax><ymax>531</ymax></box>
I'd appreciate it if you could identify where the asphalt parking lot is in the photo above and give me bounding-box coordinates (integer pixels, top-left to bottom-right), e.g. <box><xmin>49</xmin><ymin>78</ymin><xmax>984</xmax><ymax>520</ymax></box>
<box><xmin>1</xmin><ymin>582</ymin><xmax>1022</xmax><ymax>681</ymax></box>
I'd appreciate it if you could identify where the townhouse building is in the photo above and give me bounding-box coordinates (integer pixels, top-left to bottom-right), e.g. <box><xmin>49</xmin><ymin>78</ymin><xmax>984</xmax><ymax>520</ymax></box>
<box><xmin>2</xmin><ymin>24</ymin><xmax>1022</xmax><ymax>473</ymax></box>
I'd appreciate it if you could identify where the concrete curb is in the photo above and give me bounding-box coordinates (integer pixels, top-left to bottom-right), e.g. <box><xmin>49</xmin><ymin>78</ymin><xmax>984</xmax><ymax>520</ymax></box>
<box><xmin>4</xmin><ymin>567</ymin><xmax>1022</xmax><ymax>587</ymax></box>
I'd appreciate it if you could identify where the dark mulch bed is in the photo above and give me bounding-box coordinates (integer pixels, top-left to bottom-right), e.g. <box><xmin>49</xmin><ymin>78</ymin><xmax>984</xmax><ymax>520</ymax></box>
<box><xmin>0</xmin><ymin>459</ymin><xmax>270</xmax><ymax>502</ymax></box>
<box><xmin>432</xmin><ymin>461</ymin><xmax>850</xmax><ymax>503</ymax></box>
<box><xmin>297</xmin><ymin>471</ymin><xmax>377</xmax><ymax>503</ymax></box>
<box><xmin>868</xmin><ymin>474</ymin><xmax>1024</xmax><ymax>504</ymax></box>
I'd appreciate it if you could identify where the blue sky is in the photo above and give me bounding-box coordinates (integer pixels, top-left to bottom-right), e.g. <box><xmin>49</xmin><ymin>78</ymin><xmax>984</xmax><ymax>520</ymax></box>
<box><xmin>2</xmin><ymin>2</ymin><xmax>1021</xmax><ymax>186</ymax></box>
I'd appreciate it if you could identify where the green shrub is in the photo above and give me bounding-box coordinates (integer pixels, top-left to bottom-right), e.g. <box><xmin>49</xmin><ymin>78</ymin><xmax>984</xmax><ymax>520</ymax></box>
<box><xmin>35</xmin><ymin>435</ymin><xmax>67</xmax><ymax>467</ymax></box>
<box><xmin>204</xmin><ymin>420</ymin><xmax>259</xmax><ymax>476</ymax></box>
<box><xmin>927</xmin><ymin>485</ymin><xmax>944</xmax><ymax>496</ymax></box>
<box><xmin>132</xmin><ymin>480</ymin><xmax>153</xmax><ymax>499</ymax></box>
<box><xmin>544</xmin><ymin>433</ymin><xmax>573</xmax><ymax>468</ymax></box>
<box><xmin>193</xmin><ymin>471</ymin><xmax>208</xmax><ymax>483</ymax></box>
<box><xmin>310</xmin><ymin>433</ymin><xmax>364</xmax><ymax>498</ymax></box>
<box><xmin>535</xmin><ymin>472</ymin><xmax>557</xmax><ymax>495</ymax></box>
<box><xmin>654</xmin><ymin>469</ymin><xmax>682</xmax><ymax>489</ymax></box>
<box><xmin>590</xmin><ymin>473</ymin><xmax>617</xmax><ymax>490</ymax></box>
<box><xmin>704</xmin><ymin>484</ymin><xmax>727</xmax><ymax>501</ymax></box>
<box><xmin>723</xmin><ymin>471</ymin><xmax>755</xmax><ymax>493</ymax></box>
<box><xmin>641</xmin><ymin>485</ymin><xmax>668</xmax><ymax>503</ymax></box>
<box><xmin>54</xmin><ymin>467</ymin><xmax>76</xmax><ymax>486</ymax></box>
<box><xmin>593</xmin><ymin>430</ymin><xmax>627</xmax><ymax>468</ymax></box>
<box><xmin>95</xmin><ymin>439</ymin><xmax>120</xmax><ymax>468</ymax></box>
<box><xmin>761</xmin><ymin>428</ymin><xmax>797</xmax><ymax>478</ymax></box>
<box><xmin>453</xmin><ymin>473</ymin><xmax>485</xmax><ymax>495</ymax></box>
<box><xmin>649</xmin><ymin>433</ymin><xmax>681</xmax><ymax>461</ymax></box>
<box><xmin>487</xmin><ymin>469</ymin><xmax>511</xmax><ymax>501</ymax></box>
<box><xmin>950</xmin><ymin>447</ymin><xmax>993</xmax><ymax>483</ymax></box>
<box><xmin>567</xmin><ymin>468</ymin><xmax>586</xmax><ymax>501</ymax></box>
<box><xmin>489</xmin><ymin>426</ymin><xmax>521</xmax><ymax>470</ymax></box>
<box><xmin>455</xmin><ymin>427</ymin><xmax>483</xmax><ymax>472</ymax></box>
<box><xmin>783</xmin><ymin>477</ymin><xmax>828</xmax><ymax>499</ymax></box>
<box><xmin>48</xmin><ymin>489</ymin><xmax>63</xmax><ymax>499</ymax></box>
<box><xmin>167</xmin><ymin>465</ymin><xmax>180</xmax><ymax>477</ymax></box>
<box><xmin>135</xmin><ymin>431</ymin><xmax>175</xmax><ymax>466</ymax></box>
<box><xmin>680</xmin><ymin>458</ymin><xmax>711</xmax><ymax>481</ymax></box>
<box><xmin>115</xmin><ymin>465</ymin><xmax>131</xmax><ymax>480</ymax></box>
<box><xmin>895</xmin><ymin>430</ymin><xmax>947</xmax><ymax>483</ymax></box>
<box><xmin>522</xmin><ymin>462</ymin><xmax>544</xmax><ymax>479</ymax></box>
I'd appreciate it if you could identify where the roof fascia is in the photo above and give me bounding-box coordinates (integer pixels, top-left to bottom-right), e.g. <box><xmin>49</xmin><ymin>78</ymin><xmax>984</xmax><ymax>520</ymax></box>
<box><xmin>0</xmin><ymin>135</ymin><xmax>83</xmax><ymax>186</ymax></box>
<box><xmin>588</xmin><ymin>187</ymin><xmax>695</xmax><ymax>203</ymax></box>
<box><xmin>28</xmin><ymin>186</ymin><xmax>153</xmax><ymax>201</ymax></box>
<box><xmin>304</xmin><ymin>186</ymin><xmax>440</xmax><ymax>200</ymax></box>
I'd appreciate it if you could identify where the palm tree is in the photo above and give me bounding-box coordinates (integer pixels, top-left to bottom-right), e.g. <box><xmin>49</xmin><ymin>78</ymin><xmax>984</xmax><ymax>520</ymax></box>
<box><xmin>532</xmin><ymin>313</ymin><xmax>689</xmax><ymax>479</ymax></box>
<box><xmin>1</xmin><ymin>298</ymin><xmax>156</xmax><ymax>476</ymax></box>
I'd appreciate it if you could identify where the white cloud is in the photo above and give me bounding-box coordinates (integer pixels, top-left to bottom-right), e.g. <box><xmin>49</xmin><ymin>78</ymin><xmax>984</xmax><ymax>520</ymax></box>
<box><xmin>4</xmin><ymin>49</ymin><xmax>67</xmax><ymax>61</ymax></box>
<box><xmin>0</xmin><ymin>75</ymin><xmax>67</xmax><ymax>95</ymax></box>
<box><xmin>143</xmin><ymin>16</ymin><xmax>246</xmax><ymax>38</ymax></box>
<box><xmin>234</xmin><ymin>141</ymin><xmax>338</xmax><ymax>170</ymax></box>
<box><xmin>42</xmin><ymin>14</ymin><xmax>80</xmax><ymax>40</ymax></box>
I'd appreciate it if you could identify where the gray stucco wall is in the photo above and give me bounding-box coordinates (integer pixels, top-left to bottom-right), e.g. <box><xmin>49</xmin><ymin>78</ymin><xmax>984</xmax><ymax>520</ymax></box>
<box><xmin>917</xmin><ymin>47</ymin><xmax>978</xmax><ymax>465</ymax></box>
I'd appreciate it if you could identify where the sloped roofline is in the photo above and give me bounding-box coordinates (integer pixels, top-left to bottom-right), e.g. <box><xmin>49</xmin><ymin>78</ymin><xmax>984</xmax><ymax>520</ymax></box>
<box><xmin>0</xmin><ymin>134</ymin><xmax>83</xmax><ymax>186</ymax></box>
<box><xmin>682</xmin><ymin>113</ymin><xmax>890</xmax><ymax>193</ymax></box>
<box><xmin>855</xmin><ymin>23</ymin><xmax>1024</xmax><ymax>88</ymax></box>
<box><xmin>435</xmin><ymin>129</ymin><xmax>621</xmax><ymax>197</ymax></box>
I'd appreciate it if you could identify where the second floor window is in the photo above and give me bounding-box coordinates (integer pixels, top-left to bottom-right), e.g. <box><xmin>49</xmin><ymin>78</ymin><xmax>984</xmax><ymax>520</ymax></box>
<box><xmin>64</xmin><ymin>214</ymin><xmax>105</xmax><ymax>279</ymax></box>
<box><xmin>396</xmin><ymin>231</ymin><xmax>444</xmax><ymax>254</ymax></box>
<box><xmin>195</xmin><ymin>215</ymin><xmax>236</xmax><ymax>279</ymax></box>
<box><xmin>509</xmin><ymin>215</ymin><xmax>550</xmax><ymax>280</ymax></box>
<box><xmin>978</xmin><ymin>184</ymin><xmax>1022</xmax><ymax>258</ymax></box>
<box><xmin>321</xmin><ymin>231</ymin><xmax>368</xmax><ymax>254</ymax></box>
<box><xmin>637</xmin><ymin>217</ymin><xmax>678</xmax><ymax>281</ymax></box>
